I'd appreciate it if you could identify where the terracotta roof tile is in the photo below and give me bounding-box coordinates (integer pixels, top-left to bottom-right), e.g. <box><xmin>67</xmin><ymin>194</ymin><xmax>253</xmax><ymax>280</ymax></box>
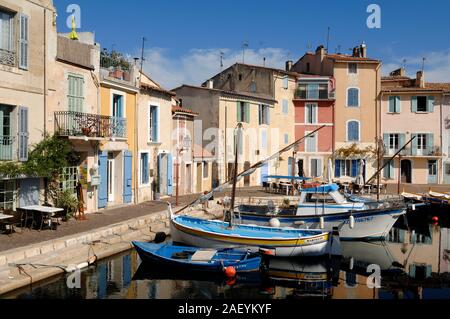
<box><xmin>172</xmin><ymin>106</ymin><xmax>198</xmax><ymax>116</ymax></box>
<box><xmin>141</xmin><ymin>83</ymin><xmax>176</xmax><ymax>96</ymax></box>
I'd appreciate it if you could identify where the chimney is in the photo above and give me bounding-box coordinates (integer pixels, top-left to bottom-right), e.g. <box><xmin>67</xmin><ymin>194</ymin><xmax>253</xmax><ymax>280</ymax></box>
<box><xmin>316</xmin><ymin>45</ymin><xmax>325</xmax><ymax>61</ymax></box>
<box><xmin>360</xmin><ymin>42</ymin><xmax>367</xmax><ymax>58</ymax></box>
<box><xmin>285</xmin><ymin>60</ymin><xmax>293</xmax><ymax>71</ymax></box>
<box><xmin>416</xmin><ymin>71</ymin><xmax>425</xmax><ymax>88</ymax></box>
<box><xmin>206</xmin><ymin>79</ymin><xmax>214</xmax><ymax>89</ymax></box>
<box><xmin>352</xmin><ymin>46</ymin><xmax>360</xmax><ymax>58</ymax></box>
<box><xmin>389</xmin><ymin>68</ymin><xmax>406</xmax><ymax>77</ymax></box>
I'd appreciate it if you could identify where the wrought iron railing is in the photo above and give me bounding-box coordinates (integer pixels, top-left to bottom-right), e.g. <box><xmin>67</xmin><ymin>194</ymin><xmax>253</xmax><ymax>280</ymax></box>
<box><xmin>0</xmin><ymin>48</ymin><xmax>15</xmax><ymax>67</ymax></box>
<box><xmin>54</xmin><ymin>111</ymin><xmax>127</xmax><ymax>139</ymax></box>
<box><xmin>0</xmin><ymin>136</ymin><xmax>15</xmax><ymax>161</ymax></box>
<box><xmin>385</xmin><ymin>146</ymin><xmax>442</xmax><ymax>157</ymax></box>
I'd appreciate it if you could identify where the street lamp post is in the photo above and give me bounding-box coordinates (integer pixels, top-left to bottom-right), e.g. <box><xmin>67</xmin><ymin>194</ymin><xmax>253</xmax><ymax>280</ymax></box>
<box><xmin>176</xmin><ymin>136</ymin><xmax>191</xmax><ymax>206</ymax></box>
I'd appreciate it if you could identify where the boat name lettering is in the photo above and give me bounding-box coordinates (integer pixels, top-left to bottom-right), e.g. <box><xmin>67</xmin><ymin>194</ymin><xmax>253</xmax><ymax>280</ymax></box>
<box><xmin>343</xmin><ymin>216</ymin><xmax>374</xmax><ymax>224</ymax></box>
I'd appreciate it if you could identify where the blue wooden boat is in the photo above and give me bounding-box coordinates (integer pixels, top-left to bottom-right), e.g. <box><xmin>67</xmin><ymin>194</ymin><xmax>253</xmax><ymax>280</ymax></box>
<box><xmin>132</xmin><ymin>242</ymin><xmax>261</xmax><ymax>273</ymax></box>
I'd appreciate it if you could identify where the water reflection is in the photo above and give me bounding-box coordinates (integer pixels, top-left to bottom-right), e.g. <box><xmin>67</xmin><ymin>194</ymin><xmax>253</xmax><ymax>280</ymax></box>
<box><xmin>4</xmin><ymin>207</ymin><xmax>450</xmax><ymax>299</ymax></box>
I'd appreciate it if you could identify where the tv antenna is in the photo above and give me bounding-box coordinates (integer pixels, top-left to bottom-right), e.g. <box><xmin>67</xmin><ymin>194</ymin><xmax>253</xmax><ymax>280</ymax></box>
<box><xmin>242</xmin><ymin>41</ymin><xmax>249</xmax><ymax>63</ymax></box>
<box><xmin>140</xmin><ymin>37</ymin><xmax>147</xmax><ymax>73</ymax></box>
<box><xmin>326</xmin><ymin>27</ymin><xmax>330</xmax><ymax>52</ymax></box>
<box><xmin>421</xmin><ymin>57</ymin><xmax>426</xmax><ymax>72</ymax></box>
<box><xmin>220</xmin><ymin>51</ymin><xmax>225</xmax><ymax>71</ymax></box>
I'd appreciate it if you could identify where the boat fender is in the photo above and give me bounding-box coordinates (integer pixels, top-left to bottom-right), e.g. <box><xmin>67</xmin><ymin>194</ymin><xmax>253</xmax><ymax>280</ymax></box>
<box><xmin>319</xmin><ymin>217</ymin><xmax>325</xmax><ymax>229</ymax></box>
<box><xmin>349</xmin><ymin>257</ymin><xmax>354</xmax><ymax>270</ymax></box>
<box><xmin>224</xmin><ymin>266</ymin><xmax>236</xmax><ymax>278</ymax></box>
<box><xmin>349</xmin><ymin>216</ymin><xmax>355</xmax><ymax>229</ymax></box>
<box><xmin>154</xmin><ymin>232</ymin><xmax>167</xmax><ymax>244</ymax></box>
<box><xmin>269</xmin><ymin>218</ymin><xmax>281</xmax><ymax>228</ymax></box>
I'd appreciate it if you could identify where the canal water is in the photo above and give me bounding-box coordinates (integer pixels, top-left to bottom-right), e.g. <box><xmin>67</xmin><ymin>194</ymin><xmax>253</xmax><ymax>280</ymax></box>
<box><xmin>3</xmin><ymin>206</ymin><xmax>450</xmax><ymax>299</ymax></box>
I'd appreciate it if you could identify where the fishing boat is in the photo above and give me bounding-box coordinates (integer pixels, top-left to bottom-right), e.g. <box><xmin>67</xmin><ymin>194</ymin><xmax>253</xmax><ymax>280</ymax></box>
<box><xmin>169</xmin><ymin>206</ymin><xmax>338</xmax><ymax>257</ymax></box>
<box><xmin>132</xmin><ymin>242</ymin><xmax>261</xmax><ymax>273</ymax></box>
<box><xmin>423</xmin><ymin>189</ymin><xmax>450</xmax><ymax>205</ymax></box>
<box><xmin>237</xmin><ymin>183</ymin><xmax>406</xmax><ymax>240</ymax></box>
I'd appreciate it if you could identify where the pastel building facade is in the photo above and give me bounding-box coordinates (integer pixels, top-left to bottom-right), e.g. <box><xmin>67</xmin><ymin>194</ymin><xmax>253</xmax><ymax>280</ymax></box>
<box><xmin>381</xmin><ymin>69</ymin><xmax>446</xmax><ymax>185</ymax></box>
<box><xmin>293</xmin><ymin>74</ymin><xmax>335</xmax><ymax>178</ymax></box>
<box><xmin>292</xmin><ymin>45</ymin><xmax>381</xmax><ymax>183</ymax></box>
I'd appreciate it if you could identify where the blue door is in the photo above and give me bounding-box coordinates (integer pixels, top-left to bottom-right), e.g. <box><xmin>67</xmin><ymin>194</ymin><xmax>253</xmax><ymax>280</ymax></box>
<box><xmin>428</xmin><ymin>160</ymin><xmax>438</xmax><ymax>184</ymax></box>
<box><xmin>261</xmin><ymin>163</ymin><xmax>269</xmax><ymax>184</ymax></box>
<box><xmin>123</xmin><ymin>151</ymin><xmax>132</xmax><ymax>203</ymax></box>
<box><xmin>98</xmin><ymin>151</ymin><xmax>108</xmax><ymax>208</ymax></box>
<box><xmin>167</xmin><ymin>154</ymin><xmax>173</xmax><ymax>196</ymax></box>
<box><xmin>19</xmin><ymin>178</ymin><xmax>40</xmax><ymax>207</ymax></box>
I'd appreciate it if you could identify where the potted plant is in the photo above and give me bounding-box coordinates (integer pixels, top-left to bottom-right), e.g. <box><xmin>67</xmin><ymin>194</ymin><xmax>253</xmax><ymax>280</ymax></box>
<box><xmin>55</xmin><ymin>189</ymin><xmax>79</xmax><ymax>221</ymax></box>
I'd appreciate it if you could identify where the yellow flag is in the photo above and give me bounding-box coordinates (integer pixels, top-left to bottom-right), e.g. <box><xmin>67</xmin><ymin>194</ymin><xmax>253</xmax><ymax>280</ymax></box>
<box><xmin>69</xmin><ymin>15</ymin><xmax>79</xmax><ymax>40</ymax></box>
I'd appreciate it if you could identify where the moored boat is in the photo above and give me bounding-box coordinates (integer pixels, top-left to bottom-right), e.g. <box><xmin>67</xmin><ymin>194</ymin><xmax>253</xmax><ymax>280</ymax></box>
<box><xmin>237</xmin><ymin>183</ymin><xmax>406</xmax><ymax>240</ymax></box>
<box><xmin>169</xmin><ymin>206</ymin><xmax>338</xmax><ymax>257</ymax></box>
<box><xmin>132</xmin><ymin>242</ymin><xmax>261</xmax><ymax>273</ymax></box>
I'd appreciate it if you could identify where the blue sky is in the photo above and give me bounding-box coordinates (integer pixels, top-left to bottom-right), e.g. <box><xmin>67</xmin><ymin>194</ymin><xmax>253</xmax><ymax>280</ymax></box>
<box><xmin>54</xmin><ymin>0</ymin><xmax>450</xmax><ymax>89</ymax></box>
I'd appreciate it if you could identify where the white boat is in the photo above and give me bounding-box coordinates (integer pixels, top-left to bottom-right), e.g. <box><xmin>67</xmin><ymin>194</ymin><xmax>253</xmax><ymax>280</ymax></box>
<box><xmin>238</xmin><ymin>184</ymin><xmax>406</xmax><ymax>240</ymax></box>
<box><xmin>168</xmin><ymin>205</ymin><xmax>339</xmax><ymax>258</ymax></box>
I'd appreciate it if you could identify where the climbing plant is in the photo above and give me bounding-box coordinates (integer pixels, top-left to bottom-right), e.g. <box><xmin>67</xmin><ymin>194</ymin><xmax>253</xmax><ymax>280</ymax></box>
<box><xmin>333</xmin><ymin>143</ymin><xmax>377</xmax><ymax>160</ymax></box>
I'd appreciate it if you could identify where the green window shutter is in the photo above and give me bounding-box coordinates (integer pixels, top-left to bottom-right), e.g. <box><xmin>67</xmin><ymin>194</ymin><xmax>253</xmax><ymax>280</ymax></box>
<box><xmin>266</xmin><ymin>107</ymin><xmax>270</xmax><ymax>125</ymax></box>
<box><xmin>389</xmin><ymin>96</ymin><xmax>395</xmax><ymax>113</ymax></box>
<box><xmin>411</xmin><ymin>96</ymin><xmax>418</xmax><ymax>113</ymax></box>
<box><xmin>411</xmin><ymin>133</ymin><xmax>418</xmax><ymax>155</ymax></box>
<box><xmin>237</xmin><ymin>102</ymin><xmax>242</xmax><ymax>122</ymax></box>
<box><xmin>396</xmin><ymin>96</ymin><xmax>401</xmax><ymax>112</ymax></box>
<box><xmin>383</xmin><ymin>159</ymin><xmax>390</xmax><ymax>179</ymax></box>
<box><xmin>383</xmin><ymin>133</ymin><xmax>389</xmax><ymax>150</ymax></box>
<box><xmin>427</xmin><ymin>134</ymin><xmax>434</xmax><ymax>154</ymax></box>
<box><xmin>427</xmin><ymin>96</ymin><xmax>435</xmax><ymax>113</ymax></box>
<box><xmin>399</xmin><ymin>134</ymin><xmax>406</xmax><ymax>150</ymax></box>
<box><xmin>245</xmin><ymin>103</ymin><xmax>250</xmax><ymax>123</ymax></box>
<box><xmin>18</xmin><ymin>106</ymin><xmax>29</xmax><ymax>162</ymax></box>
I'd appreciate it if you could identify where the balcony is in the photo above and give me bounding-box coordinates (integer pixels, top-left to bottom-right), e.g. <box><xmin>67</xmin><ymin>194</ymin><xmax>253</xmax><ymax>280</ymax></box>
<box><xmin>0</xmin><ymin>136</ymin><xmax>15</xmax><ymax>161</ymax></box>
<box><xmin>294</xmin><ymin>88</ymin><xmax>335</xmax><ymax>101</ymax></box>
<box><xmin>54</xmin><ymin>111</ymin><xmax>127</xmax><ymax>139</ymax></box>
<box><xmin>0</xmin><ymin>48</ymin><xmax>15</xmax><ymax>67</ymax></box>
<box><xmin>385</xmin><ymin>146</ymin><xmax>442</xmax><ymax>157</ymax></box>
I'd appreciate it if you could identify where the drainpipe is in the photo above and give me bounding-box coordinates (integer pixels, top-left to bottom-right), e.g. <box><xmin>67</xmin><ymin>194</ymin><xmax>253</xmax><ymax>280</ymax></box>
<box><xmin>440</xmin><ymin>94</ymin><xmax>444</xmax><ymax>184</ymax></box>
<box><xmin>43</xmin><ymin>8</ymin><xmax>47</xmax><ymax>135</ymax></box>
<box><xmin>135</xmin><ymin>70</ymin><xmax>140</xmax><ymax>204</ymax></box>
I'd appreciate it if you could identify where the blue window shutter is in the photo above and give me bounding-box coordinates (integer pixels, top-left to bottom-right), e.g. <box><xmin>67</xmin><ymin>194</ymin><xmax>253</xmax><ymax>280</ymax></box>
<box><xmin>389</xmin><ymin>96</ymin><xmax>395</xmax><ymax>113</ymax></box>
<box><xmin>427</xmin><ymin>134</ymin><xmax>434</xmax><ymax>154</ymax></box>
<box><xmin>18</xmin><ymin>106</ymin><xmax>29</xmax><ymax>162</ymax></box>
<box><xmin>383</xmin><ymin>160</ymin><xmax>389</xmax><ymax>179</ymax></box>
<box><xmin>411</xmin><ymin>133</ymin><xmax>418</xmax><ymax>155</ymax></box>
<box><xmin>317</xmin><ymin>159</ymin><xmax>323</xmax><ymax>177</ymax></box>
<box><xmin>167</xmin><ymin>154</ymin><xmax>173</xmax><ymax>195</ymax></box>
<box><xmin>288</xmin><ymin>157</ymin><xmax>293</xmax><ymax>176</ymax></box>
<box><xmin>312</xmin><ymin>105</ymin><xmax>317</xmax><ymax>123</ymax></box>
<box><xmin>348</xmin><ymin>121</ymin><xmax>359</xmax><ymax>141</ymax></box>
<box><xmin>19</xmin><ymin>14</ymin><xmax>29</xmax><ymax>70</ymax></box>
<box><xmin>335</xmin><ymin>160</ymin><xmax>341</xmax><ymax>177</ymax></box>
<box><xmin>282</xmin><ymin>99</ymin><xmax>288</xmax><ymax>114</ymax></box>
<box><xmin>348</xmin><ymin>88</ymin><xmax>359</xmax><ymax>107</ymax></box>
<box><xmin>98</xmin><ymin>151</ymin><xmax>108</xmax><ymax>208</ymax></box>
<box><xmin>396</xmin><ymin>96</ymin><xmax>401</xmax><ymax>112</ymax></box>
<box><xmin>143</xmin><ymin>153</ymin><xmax>149</xmax><ymax>184</ymax></box>
<box><xmin>351</xmin><ymin>160</ymin><xmax>358</xmax><ymax>177</ymax></box>
<box><xmin>411</xmin><ymin>96</ymin><xmax>418</xmax><ymax>113</ymax></box>
<box><xmin>427</xmin><ymin>96</ymin><xmax>435</xmax><ymax>113</ymax></box>
<box><xmin>123</xmin><ymin>151</ymin><xmax>133</xmax><ymax>203</ymax></box>
<box><xmin>154</xmin><ymin>107</ymin><xmax>159</xmax><ymax>142</ymax></box>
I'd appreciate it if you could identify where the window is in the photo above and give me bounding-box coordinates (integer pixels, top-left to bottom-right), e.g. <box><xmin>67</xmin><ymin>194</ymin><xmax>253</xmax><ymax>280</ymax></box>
<box><xmin>0</xmin><ymin>180</ymin><xmax>17</xmax><ymax>211</ymax></box>
<box><xmin>417</xmin><ymin>96</ymin><xmax>427</xmax><ymax>112</ymax></box>
<box><xmin>250</xmin><ymin>81</ymin><xmax>256</xmax><ymax>92</ymax></box>
<box><xmin>348</xmin><ymin>63</ymin><xmax>358</xmax><ymax>74</ymax></box>
<box><xmin>347</xmin><ymin>121</ymin><xmax>360</xmax><ymax>142</ymax></box>
<box><xmin>140</xmin><ymin>153</ymin><xmax>149</xmax><ymax>185</ymax></box>
<box><xmin>68</xmin><ymin>75</ymin><xmax>84</xmax><ymax>112</ymax></box>
<box><xmin>417</xmin><ymin>134</ymin><xmax>427</xmax><ymax>150</ymax></box>
<box><xmin>282</xmin><ymin>99</ymin><xmax>289</xmax><ymax>114</ymax></box>
<box><xmin>445</xmin><ymin>163</ymin><xmax>450</xmax><ymax>175</ymax></box>
<box><xmin>60</xmin><ymin>167</ymin><xmax>79</xmax><ymax>194</ymax></box>
<box><xmin>238</xmin><ymin>74</ymin><xmax>243</xmax><ymax>81</ymax></box>
<box><xmin>388</xmin><ymin>96</ymin><xmax>401</xmax><ymax>113</ymax></box>
<box><xmin>305</xmin><ymin>132</ymin><xmax>317</xmax><ymax>152</ymax></box>
<box><xmin>389</xmin><ymin>134</ymin><xmax>399</xmax><ymax>150</ymax></box>
<box><xmin>203</xmin><ymin>161</ymin><xmax>209</xmax><ymax>179</ymax></box>
<box><xmin>383</xmin><ymin>159</ymin><xmax>394</xmax><ymax>179</ymax></box>
<box><xmin>284</xmin><ymin>133</ymin><xmax>289</xmax><ymax>145</ymax></box>
<box><xmin>0</xmin><ymin>10</ymin><xmax>14</xmax><ymax>66</ymax></box>
<box><xmin>259</xmin><ymin>105</ymin><xmax>270</xmax><ymax>125</ymax></box>
<box><xmin>283</xmin><ymin>76</ymin><xmax>289</xmax><ymax>89</ymax></box>
<box><xmin>428</xmin><ymin>160</ymin><xmax>437</xmax><ymax>176</ymax></box>
<box><xmin>149</xmin><ymin>105</ymin><xmax>158</xmax><ymax>142</ymax></box>
<box><xmin>237</xmin><ymin>101</ymin><xmax>250</xmax><ymax>123</ymax></box>
<box><xmin>335</xmin><ymin>160</ymin><xmax>359</xmax><ymax>178</ymax></box>
<box><xmin>297</xmin><ymin>83</ymin><xmax>328</xmax><ymax>99</ymax></box>
<box><xmin>347</xmin><ymin>88</ymin><xmax>359</xmax><ymax>107</ymax></box>
<box><xmin>305</xmin><ymin>103</ymin><xmax>318</xmax><ymax>124</ymax></box>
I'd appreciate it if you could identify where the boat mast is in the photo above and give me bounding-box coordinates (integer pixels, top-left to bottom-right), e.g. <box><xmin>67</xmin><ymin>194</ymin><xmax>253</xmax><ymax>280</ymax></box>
<box><xmin>229</xmin><ymin>123</ymin><xmax>243</xmax><ymax>228</ymax></box>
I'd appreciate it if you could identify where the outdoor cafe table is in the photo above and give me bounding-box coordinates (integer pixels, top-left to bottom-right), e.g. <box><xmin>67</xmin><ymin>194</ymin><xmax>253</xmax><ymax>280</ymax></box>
<box><xmin>20</xmin><ymin>205</ymin><xmax>64</xmax><ymax>231</ymax></box>
<box><xmin>0</xmin><ymin>213</ymin><xmax>13</xmax><ymax>234</ymax></box>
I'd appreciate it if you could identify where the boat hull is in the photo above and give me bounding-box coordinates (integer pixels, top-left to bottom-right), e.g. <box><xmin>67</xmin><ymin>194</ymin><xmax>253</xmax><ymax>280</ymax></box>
<box><xmin>170</xmin><ymin>217</ymin><xmax>331</xmax><ymax>257</ymax></box>
<box><xmin>236</xmin><ymin>207</ymin><xmax>406</xmax><ymax>240</ymax></box>
<box><xmin>132</xmin><ymin>242</ymin><xmax>261</xmax><ymax>273</ymax></box>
